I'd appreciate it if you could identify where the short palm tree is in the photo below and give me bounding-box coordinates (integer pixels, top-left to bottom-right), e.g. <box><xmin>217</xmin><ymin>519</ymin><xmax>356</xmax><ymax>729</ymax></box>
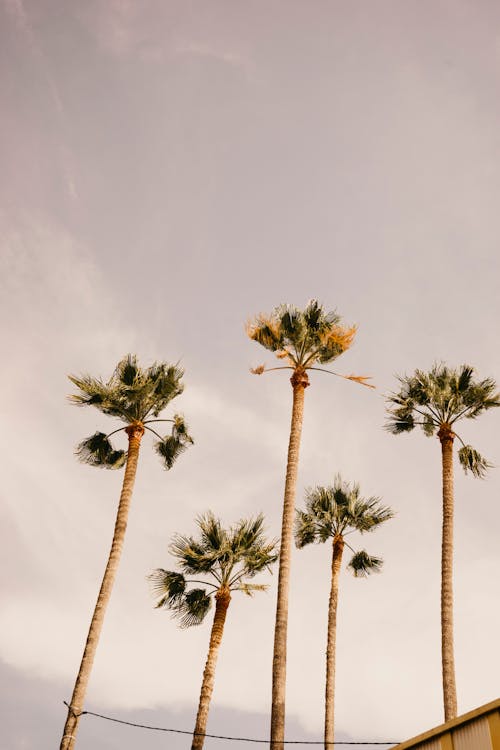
<box><xmin>60</xmin><ymin>355</ymin><xmax>193</xmax><ymax>750</ymax></box>
<box><xmin>149</xmin><ymin>513</ymin><xmax>278</xmax><ymax>750</ymax></box>
<box><xmin>247</xmin><ymin>300</ymin><xmax>373</xmax><ymax>749</ymax></box>
<box><xmin>295</xmin><ymin>476</ymin><xmax>393</xmax><ymax>749</ymax></box>
<box><xmin>386</xmin><ymin>363</ymin><xmax>499</xmax><ymax>721</ymax></box>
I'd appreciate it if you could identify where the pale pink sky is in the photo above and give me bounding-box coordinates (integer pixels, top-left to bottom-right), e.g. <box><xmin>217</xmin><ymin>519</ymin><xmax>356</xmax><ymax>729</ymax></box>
<box><xmin>1</xmin><ymin>2</ymin><xmax>500</xmax><ymax>748</ymax></box>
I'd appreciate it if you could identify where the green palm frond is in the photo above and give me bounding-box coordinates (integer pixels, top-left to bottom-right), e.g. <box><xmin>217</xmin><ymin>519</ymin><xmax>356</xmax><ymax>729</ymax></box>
<box><xmin>148</xmin><ymin>569</ymin><xmax>186</xmax><ymax>608</ymax></box>
<box><xmin>155</xmin><ymin>416</ymin><xmax>193</xmax><ymax>470</ymax></box>
<box><xmin>422</xmin><ymin>413</ymin><xmax>436</xmax><ymax>437</ymax></box>
<box><xmin>247</xmin><ymin>300</ymin><xmax>355</xmax><ymax>369</ymax></box>
<box><xmin>198</xmin><ymin>512</ymin><xmax>228</xmax><ymax>553</ymax></box>
<box><xmin>385</xmin><ymin>405</ymin><xmax>416</xmax><ymax>434</ymax></box>
<box><xmin>176</xmin><ymin>588</ymin><xmax>212</xmax><ymax>628</ymax></box>
<box><xmin>295</xmin><ymin>510</ymin><xmax>319</xmax><ymax>548</ymax></box>
<box><xmin>75</xmin><ymin>432</ymin><xmax>127</xmax><ymax>469</ymax></box>
<box><xmin>169</xmin><ymin>534</ymin><xmax>218</xmax><ymax>574</ymax></box>
<box><xmin>348</xmin><ymin>550</ymin><xmax>383</xmax><ymax>577</ymax></box>
<box><xmin>458</xmin><ymin>445</ymin><xmax>492</xmax><ymax>478</ymax></box>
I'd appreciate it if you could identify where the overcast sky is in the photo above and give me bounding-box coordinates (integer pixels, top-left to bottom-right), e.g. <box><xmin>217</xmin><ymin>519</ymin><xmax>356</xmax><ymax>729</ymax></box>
<box><xmin>2</xmin><ymin>1</ymin><xmax>500</xmax><ymax>749</ymax></box>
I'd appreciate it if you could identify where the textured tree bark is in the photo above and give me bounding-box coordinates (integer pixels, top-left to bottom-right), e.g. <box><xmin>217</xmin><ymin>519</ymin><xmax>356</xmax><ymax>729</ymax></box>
<box><xmin>59</xmin><ymin>423</ymin><xmax>144</xmax><ymax>750</ymax></box>
<box><xmin>191</xmin><ymin>588</ymin><xmax>231</xmax><ymax>750</ymax></box>
<box><xmin>324</xmin><ymin>536</ymin><xmax>344</xmax><ymax>749</ymax></box>
<box><xmin>439</xmin><ymin>426</ymin><xmax>458</xmax><ymax>722</ymax></box>
<box><xmin>270</xmin><ymin>369</ymin><xmax>309</xmax><ymax>750</ymax></box>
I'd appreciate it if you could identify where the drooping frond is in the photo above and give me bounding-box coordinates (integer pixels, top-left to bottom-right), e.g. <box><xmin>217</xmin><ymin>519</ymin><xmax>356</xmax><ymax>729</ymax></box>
<box><xmin>247</xmin><ymin>300</ymin><xmax>356</xmax><ymax>370</ymax></box>
<box><xmin>75</xmin><ymin>432</ymin><xmax>127</xmax><ymax>469</ymax></box>
<box><xmin>148</xmin><ymin>569</ymin><xmax>186</xmax><ymax>608</ymax></box>
<box><xmin>176</xmin><ymin>588</ymin><xmax>212</xmax><ymax>628</ymax></box>
<box><xmin>154</xmin><ymin>414</ymin><xmax>193</xmax><ymax>470</ymax></box>
<box><xmin>458</xmin><ymin>445</ymin><xmax>492</xmax><ymax>478</ymax></box>
<box><xmin>348</xmin><ymin>550</ymin><xmax>383</xmax><ymax>577</ymax></box>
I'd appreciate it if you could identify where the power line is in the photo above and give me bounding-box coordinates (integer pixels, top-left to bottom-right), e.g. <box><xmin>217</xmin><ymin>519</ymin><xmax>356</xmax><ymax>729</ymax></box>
<box><xmin>64</xmin><ymin>701</ymin><xmax>399</xmax><ymax>745</ymax></box>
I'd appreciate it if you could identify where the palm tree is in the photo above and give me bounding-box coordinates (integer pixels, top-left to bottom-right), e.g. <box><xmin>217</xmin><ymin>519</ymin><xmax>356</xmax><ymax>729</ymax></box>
<box><xmin>149</xmin><ymin>513</ymin><xmax>278</xmax><ymax>750</ymax></box>
<box><xmin>246</xmin><ymin>300</ymin><xmax>373</xmax><ymax>749</ymax></box>
<box><xmin>60</xmin><ymin>355</ymin><xmax>193</xmax><ymax>750</ymax></box>
<box><xmin>295</xmin><ymin>476</ymin><xmax>393</xmax><ymax>749</ymax></box>
<box><xmin>386</xmin><ymin>363</ymin><xmax>499</xmax><ymax>721</ymax></box>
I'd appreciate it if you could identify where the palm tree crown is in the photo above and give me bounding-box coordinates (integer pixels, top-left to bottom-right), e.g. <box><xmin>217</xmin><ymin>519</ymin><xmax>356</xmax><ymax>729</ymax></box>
<box><xmin>295</xmin><ymin>476</ymin><xmax>394</xmax><ymax>573</ymax></box>
<box><xmin>69</xmin><ymin>354</ymin><xmax>192</xmax><ymax>469</ymax></box>
<box><xmin>247</xmin><ymin>299</ymin><xmax>372</xmax><ymax>387</ymax></box>
<box><xmin>150</xmin><ymin>513</ymin><xmax>278</xmax><ymax>625</ymax></box>
<box><xmin>386</xmin><ymin>363</ymin><xmax>500</xmax><ymax>477</ymax></box>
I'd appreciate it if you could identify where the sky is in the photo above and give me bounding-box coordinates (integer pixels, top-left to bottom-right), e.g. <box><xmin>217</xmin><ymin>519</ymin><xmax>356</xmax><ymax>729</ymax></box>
<box><xmin>1</xmin><ymin>1</ymin><xmax>500</xmax><ymax>748</ymax></box>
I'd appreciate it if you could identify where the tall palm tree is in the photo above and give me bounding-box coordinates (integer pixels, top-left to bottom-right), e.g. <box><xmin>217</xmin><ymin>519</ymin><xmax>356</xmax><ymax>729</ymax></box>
<box><xmin>149</xmin><ymin>513</ymin><xmax>278</xmax><ymax>750</ymax></box>
<box><xmin>60</xmin><ymin>354</ymin><xmax>193</xmax><ymax>750</ymax></box>
<box><xmin>246</xmin><ymin>300</ymin><xmax>373</xmax><ymax>749</ymax></box>
<box><xmin>295</xmin><ymin>476</ymin><xmax>393</xmax><ymax>749</ymax></box>
<box><xmin>386</xmin><ymin>363</ymin><xmax>499</xmax><ymax>721</ymax></box>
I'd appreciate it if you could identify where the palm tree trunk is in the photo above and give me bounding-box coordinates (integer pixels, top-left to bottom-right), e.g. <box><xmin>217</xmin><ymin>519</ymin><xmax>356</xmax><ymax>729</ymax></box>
<box><xmin>439</xmin><ymin>426</ymin><xmax>457</xmax><ymax>721</ymax></box>
<box><xmin>324</xmin><ymin>536</ymin><xmax>344</xmax><ymax>749</ymax></box>
<box><xmin>191</xmin><ymin>588</ymin><xmax>231</xmax><ymax>750</ymax></box>
<box><xmin>270</xmin><ymin>368</ymin><xmax>309</xmax><ymax>750</ymax></box>
<box><xmin>60</xmin><ymin>423</ymin><xmax>144</xmax><ymax>750</ymax></box>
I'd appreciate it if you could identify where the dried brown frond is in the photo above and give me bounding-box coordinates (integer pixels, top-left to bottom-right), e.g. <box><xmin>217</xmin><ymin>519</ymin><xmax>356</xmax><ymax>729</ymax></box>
<box><xmin>344</xmin><ymin>374</ymin><xmax>375</xmax><ymax>389</ymax></box>
<box><xmin>275</xmin><ymin>350</ymin><xmax>289</xmax><ymax>359</ymax></box>
<box><xmin>250</xmin><ymin>365</ymin><xmax>266</xmax><ymax>375</ymax></box>
<box><xmin>322</xmin><ymin>324</ymin><xmax>358</xmax><ymax>352</ymax></box>
<box><xmin>245</xmin><ymin>314</ymin><xmax>280</xmax><ymax>340</ymax></box>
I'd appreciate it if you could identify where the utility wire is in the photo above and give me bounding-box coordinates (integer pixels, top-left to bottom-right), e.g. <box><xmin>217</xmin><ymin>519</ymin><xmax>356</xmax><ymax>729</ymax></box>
<box><xmin>63</xmin><ymin>701</ymin><xmax>399</xmax><ymax>745</ymax></box>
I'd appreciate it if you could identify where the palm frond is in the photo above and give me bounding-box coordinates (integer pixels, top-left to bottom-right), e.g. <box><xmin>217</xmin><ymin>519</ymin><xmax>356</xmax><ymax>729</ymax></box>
<box><xmin>250</xmin><ymin>365</ymin><xmax>266</xmax><ymax>375</ymax></box>
<box><xmin>176</xmin><ymin>588</ymin><xmax>212</xmax><ymax>628</ymax></box>
<box><xmin>246</xmin><ymin>315</ymin><xmax>284</xmax><ymax>352</ymax></box>
<box><xmin>75</xmin><ymin>432</ymin><xmax>127</xmax><ymax>469</ymax></box>
<box><xmin>422</xmin><ymin>413</ymin><xmax>436</xmax><ymax>437</ymax></box>
<box><xmin>294</xmin><ymin>510</ymin><xmax>318</xmax><ymax>548</ymax></box>
<box><xmin>385</xmin><ymin>406</ymin><xmax>415</xmax><ymax>434</ymax></box>
<box><xmin>316</xmin><ymin>324</ymin><xmax>357</xmax><ymax>364</ymax></box>
<box><xmin>343</xmin><ymin>374</ymin><xmax>375</xmax><ymax>389</ymax></box>
<box><xmin>458</xmin><ymin>445</ymin><xmax>492</xmax><ymax>478</ymax></box>
<box><xmin>115</xmin><ymin>354</ymin><xmax>139</xmax><ymax>386</ymax></box>
<box><xmin>155</xmin><ymin>415</ymin><xmax>193</xmax><ymax>469</ymax></box>
<box><xmin>148</xmin><ymin>569</ymin><xmax>186</xmax><ymax>608</ymax></box>
<box><xmin>236</xmin><ymin>583</ymin><xmax>268</xmax><ymax>596</ymax></box>
<box><xmin>169</xmin><ymin>533</ymin><xmax>218</xmax><ymax>574</ymax></box>
<box><xmin>348</xmin><ymin>550</ymin><xmax>383</xmax><ymax>577</ymax></box>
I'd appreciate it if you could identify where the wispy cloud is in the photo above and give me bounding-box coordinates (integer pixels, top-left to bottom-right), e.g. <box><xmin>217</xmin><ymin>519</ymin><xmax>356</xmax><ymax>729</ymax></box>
<box><xmin>4</xmin><ymin>0</ymin><xmax>79</xmax><ymax>201</ymax></box>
